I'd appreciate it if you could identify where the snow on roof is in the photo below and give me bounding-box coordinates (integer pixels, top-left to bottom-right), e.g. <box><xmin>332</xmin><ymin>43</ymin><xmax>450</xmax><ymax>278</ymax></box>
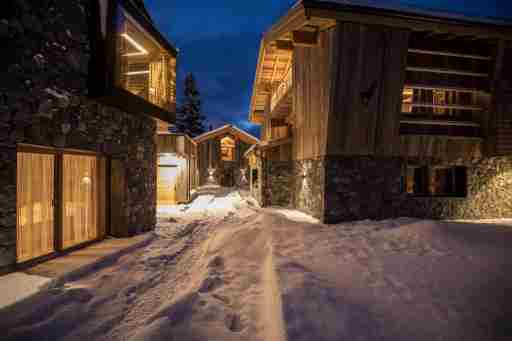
<box><xmin>308</xmin><ymin>0</ymin><xmax>512</xmax><ymax>26</ymax></box>
<box><xmin>193</xmin><ymin>124</ymin><xmax>260</xmax><ymax>145</ymax></box>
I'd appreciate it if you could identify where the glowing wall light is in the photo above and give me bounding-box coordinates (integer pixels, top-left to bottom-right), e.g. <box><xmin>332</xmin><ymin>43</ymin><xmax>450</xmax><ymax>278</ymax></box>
<box><xmin>125</xmin><ymin>70</ymin><xmax>150</xmax><ymax>76</ymax></box>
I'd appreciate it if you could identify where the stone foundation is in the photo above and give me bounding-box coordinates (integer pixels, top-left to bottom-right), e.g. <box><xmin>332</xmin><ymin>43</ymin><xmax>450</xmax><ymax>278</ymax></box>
<box><xmin>261</xmin><ymin>160</ymin><xmax>294</xmax><ymax>207</ymax></box>
<box><xmin>323</xmin><ymin>157</ymin><xmax>403</xmax><ymax>223</ymax></box>
<box><xmin>0</xmin><ymin>0</ymin><xmax>158</xmax><ymax>268</ymax></box>
<box><xmin>259</xmin><ymin>156</ymin><xmax>512</xmax><ymax>224</ymax></box>
<box><xmin>403</xmin><ymin>157</ymin><xmax>512</xmax><ymax>219</ymax></box>
<box><xmin>293</xmin><ymin>159</ymin><xmax>325</xmax><ymax>220</ymax></box>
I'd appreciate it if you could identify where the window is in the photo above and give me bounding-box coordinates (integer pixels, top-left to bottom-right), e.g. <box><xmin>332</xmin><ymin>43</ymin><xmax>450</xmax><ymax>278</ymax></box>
<box><xmin>405</xmin><ymin>166</ymin><xmax>467</xmax><ymax>197</ymax></box>
<box><xmin>401</xmin><ymin>87</ymin><xmax>478</xmax><ymax>121</ymax></box>
<box><xmin>89</xmin><ymin>0</ymin><xmax>177</xmax><ymax>123</ymax></box>
<box><xmin>115</xmin><ymin>5</ymin><xmax>176</xmax><ymax>112</ymax></box>
<box><xmin>221</xmin><ymin>136</ymin><xmax>236</xmax><ymax>161</ymax></box>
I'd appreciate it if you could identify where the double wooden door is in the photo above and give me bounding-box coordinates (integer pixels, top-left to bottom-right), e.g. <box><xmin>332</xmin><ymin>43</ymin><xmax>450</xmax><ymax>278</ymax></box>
<box><xmin>17</xmin><ymin>150</ymin><xmax>106</xmax><ymax>263</ymax></box>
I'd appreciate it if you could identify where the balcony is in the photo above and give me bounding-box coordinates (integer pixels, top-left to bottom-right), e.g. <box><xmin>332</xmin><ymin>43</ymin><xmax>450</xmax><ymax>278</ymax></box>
<box><xmin>270</xmin><ymin>65</ymin><xmax>293</xmax><ymax>117</ymax></box>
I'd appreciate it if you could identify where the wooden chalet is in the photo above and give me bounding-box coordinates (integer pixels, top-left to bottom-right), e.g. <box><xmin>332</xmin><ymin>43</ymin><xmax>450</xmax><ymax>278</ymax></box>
<box><xmin>194</xmin><ymin>125</ymin><xmax>259</xmax><ymax>187</ymax></box>
<box><xmin>248</xmin><ymin>0</ymin><xmax>512</xmax><ymax>222</ymax></box>
<box><xmin>156</xmin><ymin>133</ymin><xmax>199</xmax><ymax>205</ymax></box>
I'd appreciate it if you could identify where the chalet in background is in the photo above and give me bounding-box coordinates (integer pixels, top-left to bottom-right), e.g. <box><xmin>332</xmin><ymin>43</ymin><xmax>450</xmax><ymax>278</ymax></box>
<box><xmin>0</xmin><ymin>0</ymin><xmax>177</xmax><ymax>273</ymax></box>
<box><xmin>194</xmin><ymin>125</ymin><xmax>259</xmax><ymax>188</ymax></box>
<box><xmin>247</xmin><ymin>0</ymin><xmax>512</xmax><ymax>222</ymax></box>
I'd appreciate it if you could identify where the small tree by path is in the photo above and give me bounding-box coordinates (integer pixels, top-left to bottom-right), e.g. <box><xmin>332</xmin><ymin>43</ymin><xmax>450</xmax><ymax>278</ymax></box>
<box><xmin>175</xmin><ymin>73</ymin><xmax>206</xmax><ymax>137</ymax></box>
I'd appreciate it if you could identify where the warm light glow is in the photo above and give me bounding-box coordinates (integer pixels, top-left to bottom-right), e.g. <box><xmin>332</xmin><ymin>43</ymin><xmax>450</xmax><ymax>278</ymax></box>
<box><xmin>121</xmin><ymin>33</ymin><xmax>149</xmax><ymax>57</ymax></box>
<box><xmin>125</xmin><ymin>70</ymin><xmax>150</xmax><ymax>76</ymax></box>
<box><xmin>82</xmin><ymin>176</ymin><xmax>92</xmax><ymax>185</ymax></box>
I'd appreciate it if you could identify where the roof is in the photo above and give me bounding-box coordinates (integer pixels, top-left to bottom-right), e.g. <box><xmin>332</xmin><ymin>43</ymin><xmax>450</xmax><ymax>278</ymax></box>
<box><xmin>194</xmin><ymin>125</ymin><xmax>260</xmax><ymax>145</ymax></box>
<box><xmin>304</xmin><ymin>0</ymin><xmax>512</xmax><ymax>27</ymax></box>
<box><xmin>248</xmin><ymin>0</ymin><xmax>512</xmax><ymax>121</ymax></box>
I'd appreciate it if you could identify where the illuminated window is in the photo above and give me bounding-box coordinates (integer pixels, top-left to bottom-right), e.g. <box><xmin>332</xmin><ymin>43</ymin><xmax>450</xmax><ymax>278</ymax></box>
<box><xmin>405</xmin><ymin>166</ymin><xmax>466</xmax><ymax>197</ymax></box>
<box><xmin>221</xmin><ymin>136</ymin><xmax>236</xmax><ymax>161</ymax></box>
<box><xmin>402</xmin><ymin>87</ymin><xmax>476</xmax><ymax>120</ymax></box>
<box><xmin>402</xmin><ymin>88</ymin><xmax>413</xmax><ymax>113</ymax></box>
<box><xmin>115</xmin><ymin>5</ymin><xmax>176</xmax><ymax>112</ymax></box>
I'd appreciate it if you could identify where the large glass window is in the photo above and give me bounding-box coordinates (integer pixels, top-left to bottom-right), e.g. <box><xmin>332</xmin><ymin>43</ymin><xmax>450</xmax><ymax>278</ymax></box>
<box><xmin>115</xmin><ymin>6</ymin><xmax>176</xmax><ymax>111</ymax></box>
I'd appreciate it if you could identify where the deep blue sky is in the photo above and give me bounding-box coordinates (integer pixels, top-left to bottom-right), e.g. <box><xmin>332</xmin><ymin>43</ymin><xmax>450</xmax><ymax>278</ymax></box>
<box><xmin>144</xmin><ymin>0</ymin><xmax>512</xmax><ymax>137</ymax></box>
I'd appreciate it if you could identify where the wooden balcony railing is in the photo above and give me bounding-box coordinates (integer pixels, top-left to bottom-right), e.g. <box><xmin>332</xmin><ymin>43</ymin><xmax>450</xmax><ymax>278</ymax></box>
<box><xmin>270</xmin><ymin>66</ymin><xmax>292</xmax><ymax>113</ymax></box>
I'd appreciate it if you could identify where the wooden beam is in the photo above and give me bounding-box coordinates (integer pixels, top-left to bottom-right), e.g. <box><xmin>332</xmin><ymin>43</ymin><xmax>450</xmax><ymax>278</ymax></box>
<box><xmin>292</xmin><ymin>30</ymin><xmax>319</xmax><ymax>47</ymax></box>
<box><xmin>406</xmin><ymin>66</ymin><xmax>489</xmax><ymax>78</ymax></box>
<box><xmin>306</xmin><ymin>8</ymin><xmax>512</xmax><ymax>40</ymax></box>
<box><xmin>400</xmin><ymin>118</ymin><xmax>481</xmax><ymax>127</ymax></box>
<box><xmin>275</xmin><ymin>40</ymin><xmax>294</xmax><ymax>51</ymax></box>
<box><xmin>408</xmin><ymin>48</ymin><xmax>492</xmax><ymax>60</ymax></box>
<box><xmin>410</xmin><ymin>102</ymin><xmax>483</xmax><ymax>111</ymax></box>
<box><xmin>404</xmin><ymin>83</ymin><xmax>489</xmax><ymax>93</ymax></box>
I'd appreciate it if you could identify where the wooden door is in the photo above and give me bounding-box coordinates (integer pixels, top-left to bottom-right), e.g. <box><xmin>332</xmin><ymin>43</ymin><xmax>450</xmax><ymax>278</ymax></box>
<box><xmin>61</xmin><ymin>154</ymin><xmax>100</xmax><ymax>249</ymax></box>
<box><xmin>16</xmin><ymin>152</ymin><xmax>55</xmax><ymax>263</ymax></box>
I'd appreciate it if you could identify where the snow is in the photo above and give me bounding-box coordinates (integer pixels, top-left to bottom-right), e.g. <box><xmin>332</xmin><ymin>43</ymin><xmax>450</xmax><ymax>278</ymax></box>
<box><xmin>0</xmin><ymin>272</ymin><xmax>52</xmax><ymax>310</ymax></box>
<box><xmin>2</xmin><ymin>190</ymin><xmax>512</xmax><ymax>340</ymax></box>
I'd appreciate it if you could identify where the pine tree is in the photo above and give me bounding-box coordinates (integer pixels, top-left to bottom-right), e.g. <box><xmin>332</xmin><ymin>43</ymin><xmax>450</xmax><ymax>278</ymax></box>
<box><xmin>175</xmin><ymin>73</ymin><xmax>205</xmax><ymax>137</ymax></box>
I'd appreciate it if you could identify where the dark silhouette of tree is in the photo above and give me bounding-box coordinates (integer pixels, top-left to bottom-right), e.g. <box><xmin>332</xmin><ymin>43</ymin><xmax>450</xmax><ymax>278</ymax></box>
<box><xmin>175</xmin><ymin>73</ymin><xmax>205</xmax><ymax>137</ymax></box>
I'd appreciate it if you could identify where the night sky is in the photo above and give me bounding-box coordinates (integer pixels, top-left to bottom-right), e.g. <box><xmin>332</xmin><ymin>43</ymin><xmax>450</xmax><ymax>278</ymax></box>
<box><xmin>143</xmin><ymin>0</ymin><xmax>512</xmax><ymax>138</ymax></box>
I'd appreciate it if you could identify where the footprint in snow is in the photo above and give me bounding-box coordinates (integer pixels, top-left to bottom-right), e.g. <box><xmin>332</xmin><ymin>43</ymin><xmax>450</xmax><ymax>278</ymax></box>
<box><xmin>198</xmin><ymin>275</ymin><xmax>223</xmax><ymax>293</ymax></box>
<box><xmin>225</xmin><ymin>313</ymin><xmax>244</xmax><ymax>332</ymax></box>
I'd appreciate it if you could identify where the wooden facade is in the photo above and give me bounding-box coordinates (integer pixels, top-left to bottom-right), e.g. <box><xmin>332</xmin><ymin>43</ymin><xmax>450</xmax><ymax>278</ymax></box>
<box><xmin>249</xmin><ymin>0</ymin><xmax>512</xmax><ymax>164</ymax></box>
<box><xmin>247</xmin><ymin>0</ymin><xmax>512</xmax><ymax>219</ymax></box>
<box><xmin>156</xmin><ymin>133</ymin><xmax>199</xmax><ymax>205</ymax></box>
<box><xmin>194</xmin><ymin>125</ymin><xmax>259</xmax><ymax>187</ymax></box>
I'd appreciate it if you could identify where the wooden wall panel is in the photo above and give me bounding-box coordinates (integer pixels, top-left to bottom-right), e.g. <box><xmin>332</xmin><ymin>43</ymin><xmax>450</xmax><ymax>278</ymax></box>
<box><xmin>327</xmin><ymin>22</ymin><xmax>410</xmax><ymax>156</ymax></box>
<box><xmin>293</xmin><ymin>29</ymin><xmax>333</xmax><ymax>160</ymax></box>
<box><xmin>400</xmin><ymin>135</ymin><xmax>482</xmax><ymax>162</ymax></box>
<box><xmin>16</xmin><ymin>152</ymin><xmax>55</xmax><ymax>263</ymax></box>
<box><xmin>110</xmin><ymin>159</ymin><xmax>126</xmax><ymax>237</ymax></box>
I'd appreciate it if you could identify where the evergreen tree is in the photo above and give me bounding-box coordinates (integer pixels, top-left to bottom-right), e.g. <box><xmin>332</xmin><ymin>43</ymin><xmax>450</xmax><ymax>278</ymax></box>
<box><xmin>175</xmin><ymin>73</ymin><xmax>205</xmax><ymax>137</ymax></box>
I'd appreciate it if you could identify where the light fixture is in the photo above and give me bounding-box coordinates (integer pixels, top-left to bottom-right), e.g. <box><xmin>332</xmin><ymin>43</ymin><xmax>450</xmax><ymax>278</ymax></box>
<box><xmin>121</xmin><ymin>33</ymin><xmax>149</xmax><ymax>57</ymax></box>
<box><xmin>125</xmin><ymin>70</ymin><xmax>150</xmax><ymax>76</ymax></box>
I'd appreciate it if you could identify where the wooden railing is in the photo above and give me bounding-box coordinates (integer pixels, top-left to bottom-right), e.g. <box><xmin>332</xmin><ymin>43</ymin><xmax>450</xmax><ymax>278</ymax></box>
<box><xmin>270</xmin><ymin>66</ymin><xmax>292</xmax><ymax>113</ymax></box>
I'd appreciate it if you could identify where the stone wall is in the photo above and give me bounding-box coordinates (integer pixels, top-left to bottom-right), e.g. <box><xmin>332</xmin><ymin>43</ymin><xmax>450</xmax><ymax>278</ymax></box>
<box><xmin>323</xmin><ymin>157</ymin><xmax>403</xmax><ymax>223</ymax></box>
<box><xmin>403</xmin><ymin>156</ymin><xmax>512</xmax><ymax>219</ymax></box>
<box><xmin>0</xmin><ymin>0</ymin><xmax>157</xmax><ymax>268</ymax></box>
<box><xmin>320</xmin><ymin>156</ymin><xmax>512</xmax><ymax>223</ymax></box>
<box><xmin>293</xmin><ymin>159</ymin><xmax>325</xmax><ymax>219</ymax></box>
<box><xmin>261</xmin><ymin>160</ymin><xmax>294</xmax><ymax>208</ymax></box>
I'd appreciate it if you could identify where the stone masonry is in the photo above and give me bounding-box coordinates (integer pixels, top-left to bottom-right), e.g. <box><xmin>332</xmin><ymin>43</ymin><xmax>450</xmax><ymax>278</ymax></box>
<box><xmin>274</xmin><ymin>156</ymin><xmax>512</xmax><ymax>224</ymax></box>
<box><xmin>0</xmin><ymin>0</ymin><xmax>158</xmax><ymax>269</ymax></box>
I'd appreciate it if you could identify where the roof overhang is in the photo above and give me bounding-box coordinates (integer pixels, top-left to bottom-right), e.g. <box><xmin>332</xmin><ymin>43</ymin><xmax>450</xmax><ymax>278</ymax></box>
<box><xmin>194</xmin><ymin>125</ymin><xmax>260</xmax><ymax>145</ymax></box>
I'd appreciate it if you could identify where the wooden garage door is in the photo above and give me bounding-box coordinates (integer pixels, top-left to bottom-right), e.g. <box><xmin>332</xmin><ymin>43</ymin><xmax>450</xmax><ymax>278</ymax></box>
<box><xmin>61</xmin><ymin>154</ymin><xmax>105</xmax><ymax>249</ymax></box>
<box><xmin>16</xmin><ymin>152</ymin><xmax>55</xmax><ymax>263</ymax></box>
<box><xmin>157</xmin><ymin>165</ymin><xmax>178</xmax><ymax>205</ymax></box>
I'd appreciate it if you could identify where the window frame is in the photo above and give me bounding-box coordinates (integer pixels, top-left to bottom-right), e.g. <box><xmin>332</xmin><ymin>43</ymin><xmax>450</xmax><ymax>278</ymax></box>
<box><xmin>89</xmin><ymin>0</ymin><xmax>177</xmax><ymax>124</ymax></box>
<box><xmin>404</xmin><ymin>165</ymin><xmax>468</xmax><ymax>198</ymax></box>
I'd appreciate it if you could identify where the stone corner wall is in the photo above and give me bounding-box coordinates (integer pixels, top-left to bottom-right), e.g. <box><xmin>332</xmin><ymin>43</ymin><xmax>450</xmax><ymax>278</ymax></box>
<box><xmin>293</xmin><ymin>159</ymin><xmax>325</xmax><ymax>220</ymax></box>
<box><xmin>261</xmin><ymin>160</ymin><xmax>294</xmax><ymax>208</ymax></box>
<box><xmin>0</xmin><ymin>0</ymin><xmax>158</xmax><ymax>269</ymax></box>
<box><xmin>323</xmin><ymin>156</ymin><xmax>403</xmax><ymax>224</ymax></box>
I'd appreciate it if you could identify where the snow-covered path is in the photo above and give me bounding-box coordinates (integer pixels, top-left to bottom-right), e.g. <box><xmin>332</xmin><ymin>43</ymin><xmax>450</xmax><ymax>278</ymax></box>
<box><xmin>2</xmin><ymin>189</ymin><xmax>512</xmax><ymax>341</ymax></box>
